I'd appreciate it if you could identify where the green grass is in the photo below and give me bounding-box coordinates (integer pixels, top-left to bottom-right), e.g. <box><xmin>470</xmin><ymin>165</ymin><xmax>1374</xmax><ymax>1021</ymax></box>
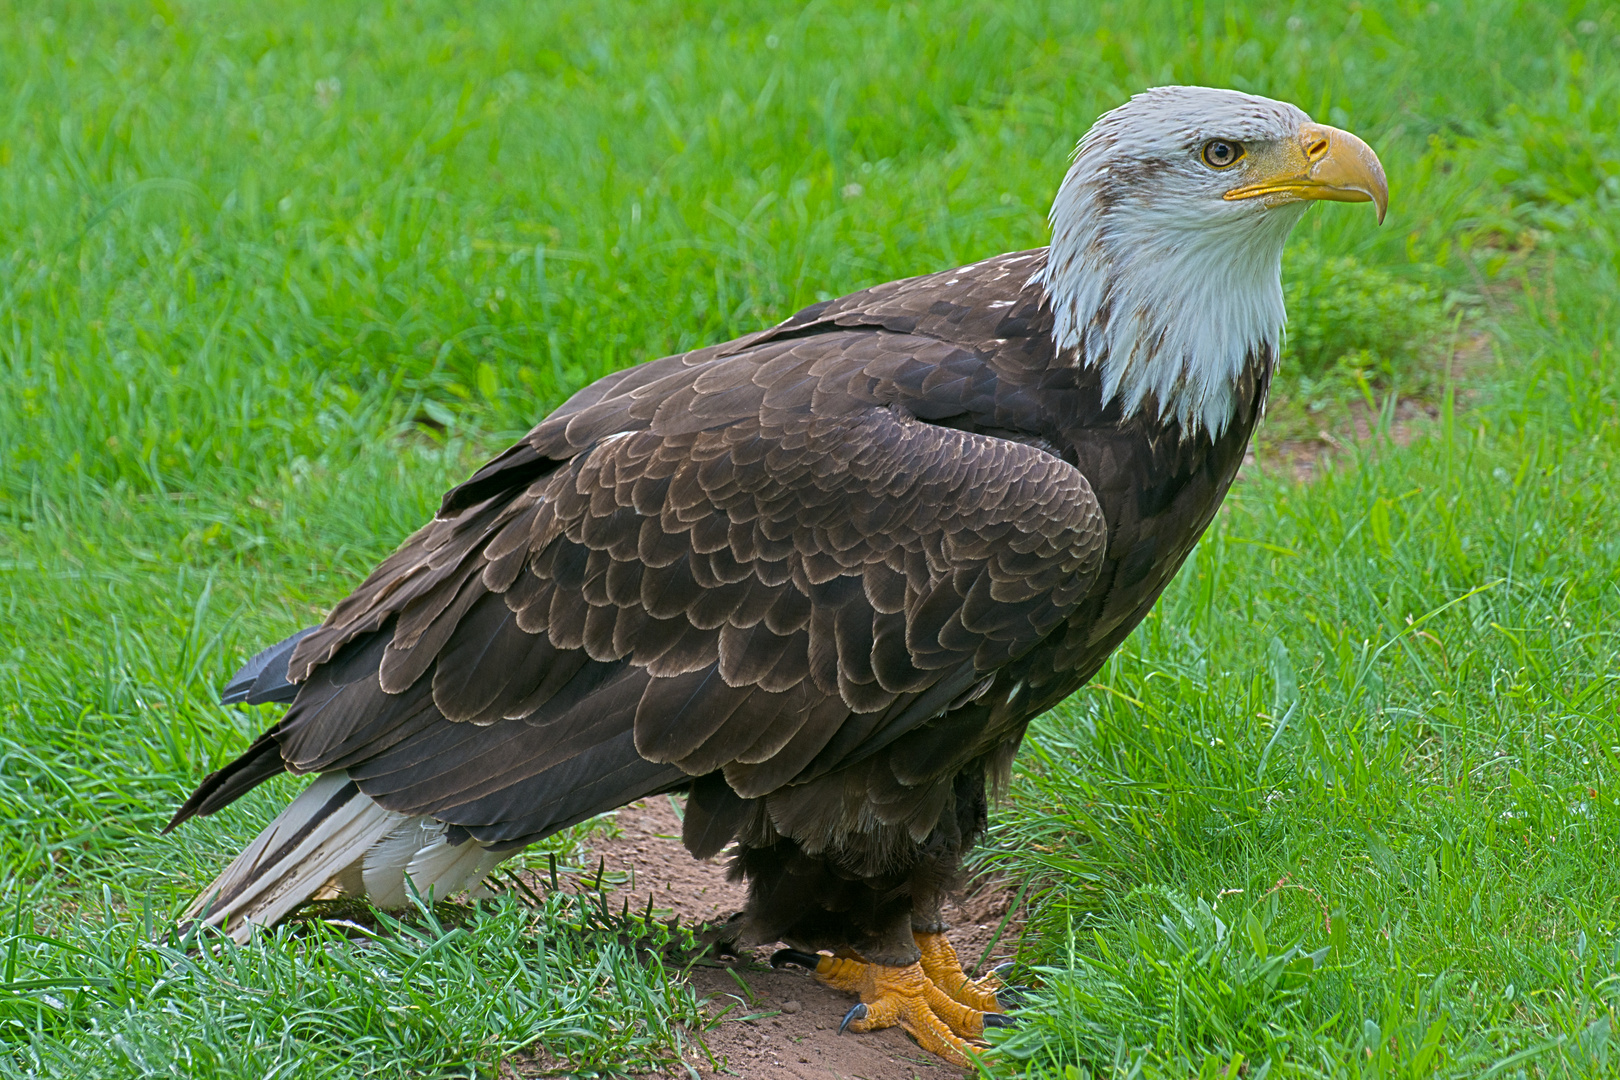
<box><xmin>2</xmin><ymin>0</ymin><xmax>1618</xmax><ymax>1076</ymax></box>
<box><xmin>4</xmin><ymin>886</ymin><xmax>712</xmax><ymax>1078</ymax></box>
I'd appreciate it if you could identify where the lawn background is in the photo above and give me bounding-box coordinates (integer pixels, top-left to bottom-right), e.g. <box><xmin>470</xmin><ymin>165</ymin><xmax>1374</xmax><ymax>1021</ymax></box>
<box><xmin>2</xmin><ymin>1</ymin><xmax>1618</xmax><ymax>1076</ymax></box>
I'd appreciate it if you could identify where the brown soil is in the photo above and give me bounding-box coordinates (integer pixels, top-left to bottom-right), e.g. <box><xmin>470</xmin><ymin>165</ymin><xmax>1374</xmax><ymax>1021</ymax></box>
<box><xmin>505</xmin><ymin>797</ymin><xmax>1026</xmax><ymax>1079</ymax></box>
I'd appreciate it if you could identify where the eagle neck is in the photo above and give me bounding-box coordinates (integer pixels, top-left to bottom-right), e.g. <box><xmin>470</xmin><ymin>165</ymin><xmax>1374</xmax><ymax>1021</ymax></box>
<box><xmin>1034</xmin><ymin>184</ymin><xmax>1306</xmax><ymax>440</ymax></box>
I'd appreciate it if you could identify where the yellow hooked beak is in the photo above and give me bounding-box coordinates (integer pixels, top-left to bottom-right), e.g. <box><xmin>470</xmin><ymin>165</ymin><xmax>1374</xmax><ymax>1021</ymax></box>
<box><xmin>1224</xmin><ymin>122</ymin><xmax>1389</xmax><ymax>224</ymax></box>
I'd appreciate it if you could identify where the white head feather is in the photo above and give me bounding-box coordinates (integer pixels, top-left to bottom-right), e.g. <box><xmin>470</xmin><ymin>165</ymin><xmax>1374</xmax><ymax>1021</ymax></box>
<box><xmin>1037</xmin><ymin>86</ymin><xmax>1314</xmax><ymax>438</ymax></box>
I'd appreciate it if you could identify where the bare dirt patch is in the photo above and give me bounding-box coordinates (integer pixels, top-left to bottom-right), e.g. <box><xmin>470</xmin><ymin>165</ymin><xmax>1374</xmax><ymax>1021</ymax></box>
<box><xmin>1248</xmin><ymin>392</ymin><xmax>1445</xmax><ymax>483</ymax></box>
<box><xmin>1246</xmin><ymin>327</ymin><xmax>1498</xmax><ymax>483</ymax></box>
<box><xmin>505</xmin><ymin>797</ymin><xmax>1026</xmax><ymax>1079</ymax></box>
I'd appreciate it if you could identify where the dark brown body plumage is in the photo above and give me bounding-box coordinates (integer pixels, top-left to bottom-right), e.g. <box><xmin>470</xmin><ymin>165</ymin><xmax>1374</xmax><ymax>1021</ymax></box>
<box><xmin>172</xmin><ymin>248</ymin><xmax>1267</xmax><ymax>964</ymax></box>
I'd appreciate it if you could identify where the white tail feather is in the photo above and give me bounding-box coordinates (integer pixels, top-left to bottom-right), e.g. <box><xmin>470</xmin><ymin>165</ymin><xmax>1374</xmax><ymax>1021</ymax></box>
<box><xmin>405</xmin><ymin>834</ymin><xmax>506</xmax><ymax>901</ymax></box>
<box><xmin>362</xmin><ymin>816</ymin><xmax>507</xmax><ymax>908</ymax></box>
<box><xmin>361</xmin><ymin>817</ymin><xmax>441</xmax><ymax>908</ymax></box>
<box><xmin>183</xmin><ymin>771</ymin><xmax>510</xmax><ymax>943</ymax></box>
<box><xmin>182</xmin><ymin>772</ymin><xmax>397</xmax><ymax>942</ymax></box>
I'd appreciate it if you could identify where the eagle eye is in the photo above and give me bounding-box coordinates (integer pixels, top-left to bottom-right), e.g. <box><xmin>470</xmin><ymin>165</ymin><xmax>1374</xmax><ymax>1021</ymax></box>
<box><xmin>1201</xmin><ymin>139</ymin><xmax>1244</xmax><ymax>169</ymax></box>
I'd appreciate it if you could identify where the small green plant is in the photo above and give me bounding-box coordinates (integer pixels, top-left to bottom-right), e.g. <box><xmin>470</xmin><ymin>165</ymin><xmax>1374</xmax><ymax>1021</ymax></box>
<box><xmin>1282</xmin><ymin>252</ymin><xmax>1446</xmax><ymax>382</ymax></box>
<box><xmin>1256</xmin><ymin>252</ymin><xmax>1454</xmax><ymax>446</ymax></box>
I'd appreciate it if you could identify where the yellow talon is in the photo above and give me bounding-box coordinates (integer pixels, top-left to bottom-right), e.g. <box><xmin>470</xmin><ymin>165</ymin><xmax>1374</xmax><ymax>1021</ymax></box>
<box><xmin>913</xmin><ymin>930</ymin><xmax>1006</xmax><ymax>1013</ymax></box>
<box><xmin>772</xmin><ymin>936</ymin><xmax>1009</xmax><ymax>1065</ymax></box>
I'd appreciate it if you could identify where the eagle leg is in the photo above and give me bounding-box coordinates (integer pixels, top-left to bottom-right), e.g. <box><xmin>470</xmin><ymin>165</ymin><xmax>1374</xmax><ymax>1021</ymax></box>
<box><xmin>800</xmin><ymin>950</ymin><xmax>1004</xmax><ymax>1065</ymax></box>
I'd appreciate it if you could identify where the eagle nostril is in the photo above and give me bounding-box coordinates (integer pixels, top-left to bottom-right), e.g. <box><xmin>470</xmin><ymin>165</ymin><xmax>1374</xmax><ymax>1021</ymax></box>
<box><xmin>1304</xmin><ymin>135</ymin><xmax>1330</xmax><ymax>160</ymax></box>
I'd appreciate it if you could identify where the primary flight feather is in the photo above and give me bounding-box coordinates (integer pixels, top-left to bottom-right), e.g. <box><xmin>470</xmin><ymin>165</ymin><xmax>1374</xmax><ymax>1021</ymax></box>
<box><xmin>168</xmin><ymin>85</ymin><xmax>1386</xmax><ymax>1063</ymax></box>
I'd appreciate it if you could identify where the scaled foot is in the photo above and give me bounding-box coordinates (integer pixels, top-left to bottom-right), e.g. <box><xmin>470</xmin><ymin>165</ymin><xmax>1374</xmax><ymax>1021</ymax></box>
<box><xmin>773</xmin><ymin>931</ymin><xmax>1012</xmax><ymax>1065</ymax></box>
<box><xmin>913</xmin><ymin>929</ymin><xmax>1010</xmax><ymax>1013</ymax></box>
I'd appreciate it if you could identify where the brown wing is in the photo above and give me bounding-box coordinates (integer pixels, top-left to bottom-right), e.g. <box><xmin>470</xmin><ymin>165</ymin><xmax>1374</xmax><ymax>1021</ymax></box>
<box><xmin>223</xmin><ymin>329</ymin><xmax>1105</xmax><ymax>849</ymax></box>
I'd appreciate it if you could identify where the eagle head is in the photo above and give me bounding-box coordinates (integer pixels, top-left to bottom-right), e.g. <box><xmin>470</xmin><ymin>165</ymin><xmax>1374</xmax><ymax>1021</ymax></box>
<box><xmin>1039</xmin><ymin>85</ymin><xmax>1389</xmax><ymax>439</ymax></box>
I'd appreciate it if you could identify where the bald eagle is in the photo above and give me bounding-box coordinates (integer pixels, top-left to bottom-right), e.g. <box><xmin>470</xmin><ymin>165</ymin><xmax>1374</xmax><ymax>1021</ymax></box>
<box><xmin>167</xmin><ymin>86</ymin><xmax>1386</xmax><ymax>1062</ymax></box>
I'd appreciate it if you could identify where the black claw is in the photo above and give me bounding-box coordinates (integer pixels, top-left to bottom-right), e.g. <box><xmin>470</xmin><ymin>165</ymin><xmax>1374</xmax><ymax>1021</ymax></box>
<box><xmin>771</xmin><ymin>948</ymin><xmax>822</xmax><ymax>971</ymax></box>
<box><xmin>989</xmin><ymin>963</ymin><xmax>1029</xmax><ymax>1008</ymax></box>
<box><xmin>839</xmin><ymin>1003</ymin><xmax>868</xmax><ymax>1035</ymax></box>
<box><xmin>996</xmin><ymin>985</ymin><xmax>1033</xmax><ymax>1008</ymax></box>
<box><xmin>982</xmin><ymin>1012</ymin><xmax>1019</xmax><ymax>1029</ymax></box>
